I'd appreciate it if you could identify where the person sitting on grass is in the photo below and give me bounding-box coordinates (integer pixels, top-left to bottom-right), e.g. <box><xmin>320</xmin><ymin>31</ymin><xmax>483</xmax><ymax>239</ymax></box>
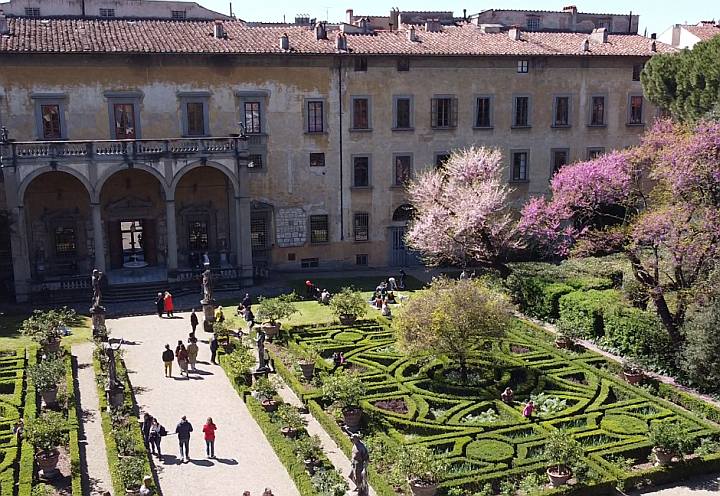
<box><xmin>381</xmin><ymin>299</ymin><xmax>392</xmax><ymax>318</ymax></box>
<box><xmin>386</xmin><ymin>290</ymin><xmax>396</xmax><ymax>304</ymax></box>
<box><xmin>523</xmin><ymin>400</ymin><xmax>535</xmax><ymax>420</ymax></box>
<box><xmin>332</xmin><ymin>351</ymin><xmax>347</xmax><ymax>372</ymax></box>
<box><xmin>501</xmin><ymin>387</ymin><xmax>514</xmax><ymax>404</ymax></box>
<box><xmin>374</xmin><ymin>294</ymin><xmax>383</xmax><ymax>309</ymax></box>
<box><xmin>319</xmin><ymin>289</ymin><xmax>331</xmax><ymax>305</ymax></box>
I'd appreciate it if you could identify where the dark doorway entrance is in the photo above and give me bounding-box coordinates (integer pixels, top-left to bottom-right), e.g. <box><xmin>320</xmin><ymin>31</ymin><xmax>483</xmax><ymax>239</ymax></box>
<box><xmin>108</xmin><ymin>219</ymin><xmax>157</xmax><ymax>269</ymax></box>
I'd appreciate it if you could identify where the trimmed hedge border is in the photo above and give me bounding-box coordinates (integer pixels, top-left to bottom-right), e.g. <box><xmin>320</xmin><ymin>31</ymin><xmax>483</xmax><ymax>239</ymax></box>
<box><xmin>67</xmin><ymin>352</ymin><xmax>82</xmax><ymax>496</ymax></box>
<box><xmin>17</xmin><ymin>348</ymin><xmax>35</xmax><ymax>496</ymax></box>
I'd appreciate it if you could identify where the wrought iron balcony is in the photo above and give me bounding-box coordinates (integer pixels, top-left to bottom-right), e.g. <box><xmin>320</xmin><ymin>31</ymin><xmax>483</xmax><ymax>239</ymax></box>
<box><xmin>0</xmin><ymin>136</ymin><xmax>248</xmax><ymax>166</ymax></box>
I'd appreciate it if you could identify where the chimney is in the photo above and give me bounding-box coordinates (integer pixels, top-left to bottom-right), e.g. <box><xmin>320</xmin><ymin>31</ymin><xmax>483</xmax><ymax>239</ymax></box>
<box><xmin>0</xmin><ymin>10</ymin><xmax>8</xmax><ymax>36</ymax></box>
<box><xmin>589</xmin><ymin>27</ymin><xmax>608</xmax><ymax>43</ymax></box>
<box><xmin>346</xmin><ymin>9</ymin><xmax>353</xmax><ymax>24</ymax></box>
<box><xmin>650</xmin><ymin>32</ymin><xmax>656</xmax><ymax>39</ymax></box>
<box><xmin>425</xmin><ymin>19</ymin><xmax>441</xmax><ymax>33</ymax></box>
<box><xmin>358</xmin><ymin>17</ymin><xmax>369</xmax><ymax>32</ymax></box>
<box><xmin>335</xmin><ymin>31</ymin><xmax>347</xmax><ymax>51</ymax></box>
<box><xmin>389</xmin><ymin>8</ymin><xmax>399</xmax><ymax>31</ymax></box>
<box><xmin>407</xmin><ymin>24</ymin><xmax>417</xmax><ymax>41</ymax></box>
<box><xmin>280</xmin><ymin>33</ymin><xmax>289</xmax><ymax>50</ymax></box>
<box><xmin>562</xmin><ymin>5</ymin><xmax>577</xmax><ymax>15</ymax></box>
<box><xmin>315</xmin><ymin>21</ymin><xmax>327</xmax><ymax>40</ymax></box>
<box><xmin>213</xmin><ymin>20</ymin><xmax>225</xmax><ymax>39</ymax></box>
<box><xmin>581</xmin><ymin>38</ymin><xmax>590</xmax><ymax>52</ymax></box>
<box><xmin>508</xmin><ymin>26</ymin><xmax>521</xmax><ymax>40</ymax></box>
<box><xmin>651</xmin><ymin>40</ymin><xmax>657</xmax><ymax>52</ymax></box>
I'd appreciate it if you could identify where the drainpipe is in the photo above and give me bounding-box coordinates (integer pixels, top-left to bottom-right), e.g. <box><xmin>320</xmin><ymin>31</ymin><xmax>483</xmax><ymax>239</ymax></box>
<box><xmin>337</xmin><ymin>57</ymin><xmax>344</xmax><ymax>241</ymax></box>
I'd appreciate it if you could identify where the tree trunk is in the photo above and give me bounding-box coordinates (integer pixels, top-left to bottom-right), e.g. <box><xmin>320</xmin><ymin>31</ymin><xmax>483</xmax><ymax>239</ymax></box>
<box><xmin>459</xmin><ymin>357</ymin><xmax>468</xmax><ymax>383</ymax></box>
<box><xmin>651</xmin><ymin>293</ymin><xmax>684</xmax><ymax>345</ymax></box>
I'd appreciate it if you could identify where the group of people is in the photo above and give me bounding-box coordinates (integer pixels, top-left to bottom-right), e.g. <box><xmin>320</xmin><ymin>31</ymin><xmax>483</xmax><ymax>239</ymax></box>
<box><xmin>161</xmin><ymin>337</ymin><xmax>201</xmax><ymax>378</ymax></box>
<box><xmin>154</xmin><ymin>291</ymin><xmax>175</xmax><ymax>318</ymax></box>
<box><xmin>141</xmin><ymin>414</ymin><xmax>218</xmax><ymax>463</ymax></box>
<box><xmin>500</xmin><ymin>387</ymin><xmax>536</xmax><ymax>420</ymax></box>
<box><xmin>369</xmin><ymin>277</ymin><xmax>404</xmax><ymax>318</ymax></box>
<box><xmin>235</xmin><ymin>293</ymin><xmax>256</xmax><ymax>333</ymax></box>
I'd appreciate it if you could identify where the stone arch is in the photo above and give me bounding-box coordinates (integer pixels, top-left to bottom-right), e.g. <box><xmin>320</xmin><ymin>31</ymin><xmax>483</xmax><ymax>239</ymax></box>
<box><xmin>95</xmin><ymin>162</ymin><xmax>170</xmax><ymax>202</ymax></box>
<box><xmin>392</xmin><ymin>203</ymin><xmax>415</xmax><ymax>223</ymax></box>
<box><xmin>170</xmin><ymin>160</ymin><xmax>239</xmax><ymax>198</ymax></box>
<box><xmin>18</xmin><ymin>166</ymin><xmax>94</xmax><ymax>206</ymax></box>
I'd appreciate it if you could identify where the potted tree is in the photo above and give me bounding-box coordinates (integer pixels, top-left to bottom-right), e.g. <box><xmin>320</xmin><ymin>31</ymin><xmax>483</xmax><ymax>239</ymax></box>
<box><xmin>256</xmin><ymin>293</ymin><xmax>298</xmax><ymax>340</ymax></box>
<box><xmin>295</xmin><ymin>434</ymin><xmax>323</xmax><ymax>474</ymax></box>
<box><xmin>117</xmin><ymin>455</ymin><xmax>146</xmax><ymax>495</ymax></box>
<box><xmin>28</xmin><ymin>356</ymin><xmax>65</xmax><ymax>407</ymax></box>
<box><xmin>622</xmin><ymin>360</ymin><xmax>644</xmax><ymax>385</ymax></box>
<box><xmin>297</xmin><ymin>345</ymin><xmax>321</xmax><ymax>381</ymax></box>
<box><xmin>321</xmin><ymin>371</ymin><xmax>367</xmax><ymax>431</ymax></box>
<box><xmin>252</xmin><ymin>376</ymin><xmax>279</xmax><ymax>412</ymax></box>
<box><xmin>648</xmin><ymin>422</ymin><xmax>692</xmax><ymax>466</ymax></box>
<box><xmin>25</xmin><ymin>410</ymin><xmax>69</xmax><ymax>479</ymax></box>
<box><xmin>224</xmin><ymin>345</ymin><xmax>256</xmax><ymax>387</ymax></box>
<box><xmin>544</xmin><ymin>430</ymin><xmax>583</xmax><ymax>486</ymax></box>
<box><xmin>21</xmin><ymin>308</ymin><xmax>76</xmax><ymax>353</ymax></box>
<box><xmin>394</xmin><ymin>444</ymin><xmax>446</xmax><ymax>496</ymax></box>
<box><xmin>330</xmin><ymin>287</ymin><xmax>367</xmax><ymax>325</ymax></box>
<box><xmin>555</xmin><ymin>327</ymin><xmax>580</xmax><ymax>350</ymax></box>
<box><xmin>277</xmin><ymin>403</ymin><xmax>307</xmax><ymax>438</ymax></box>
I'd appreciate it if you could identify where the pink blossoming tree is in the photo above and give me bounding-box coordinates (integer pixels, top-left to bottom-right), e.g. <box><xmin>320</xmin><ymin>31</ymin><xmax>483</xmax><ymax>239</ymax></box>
<box><xmin>520</xmin><ymin>120</ymin><xmax>720</xmax><ymax>344</ymax></box>
<box><xmin>405</xmin><ymin>147</ymin><xmax>521</xmax><ymax>278</ymax></box>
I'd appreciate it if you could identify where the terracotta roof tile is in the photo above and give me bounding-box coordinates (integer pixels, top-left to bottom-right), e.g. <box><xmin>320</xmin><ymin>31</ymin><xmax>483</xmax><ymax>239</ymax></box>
<box><xmin>684</xmin><ymin>24</ymin><xmax>720</xmax><ymax>42</ymax></box>
<box><xmin>0</xmin><ymin>18</ymin><xmax>676</xmax><ymax>57</ymax></box>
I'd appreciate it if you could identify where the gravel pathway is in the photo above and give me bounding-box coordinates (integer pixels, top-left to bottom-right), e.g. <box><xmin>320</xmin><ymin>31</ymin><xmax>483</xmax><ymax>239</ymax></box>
<box><xmin>108</xmin><ymin>312</ymin><xmax>300</xmax><ymax>496</ymax></box>
<box><xmin>73</xmin><ymin>343</ymin><xmax>113</xmax><ymax>495</ymax></box>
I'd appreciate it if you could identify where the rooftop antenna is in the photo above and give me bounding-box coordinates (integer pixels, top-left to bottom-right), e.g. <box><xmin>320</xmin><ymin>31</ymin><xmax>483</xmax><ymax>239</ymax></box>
<box><xmin>229</xmin><ymin>1</ymin><xmax>234</xmax><ymax>18</ymax></box>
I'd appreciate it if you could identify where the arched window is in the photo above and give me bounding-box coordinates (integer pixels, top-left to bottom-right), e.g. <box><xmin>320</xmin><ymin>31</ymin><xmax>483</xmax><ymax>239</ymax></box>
<box><xmin>392</xmin><ymin>204</ymin><xmax>415</xmax><ymax>223</ymax></box>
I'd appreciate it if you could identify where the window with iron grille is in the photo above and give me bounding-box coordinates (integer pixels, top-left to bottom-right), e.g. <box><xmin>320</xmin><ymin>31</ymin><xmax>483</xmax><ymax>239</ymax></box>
<box><xmin>354</xmin><ymin>213</ymin><xmax>369</xmax><ymax>241</ymax></box>
<box><xmin>99</xmin><ymin>8</ymin><xmax>115</xmax><ymax>17</ymax></box>
<box><xmin>517</xmin><ymin>60</ymin><xmax>529</xmax><ymax>73</ymax></box>
<box><xmin>248</xmin><ymin>154</ymin><xmax>263</xmax><ymax>169</ymax></box>
<box><xmin>431</xmin><ymin>97</ymin><xmax>457</xmax><ymax>129</ymax></box>
<box><xmin>309</xmin><ymin>153</ymin><xmax>325</xmax><ymax>167</ymax></box>
<box><xmin>552</xmin><ymin>148</ymin><xmax>569</xmax><ymax>175</ymax></box>
<box><xmin>310</xmin><ymin>215</ymin><xmax>329</xmax><ymax>243</ymax></box>
<box><xmin>54</xmin><ymin>227</ymin><xmax>76</xmax><ymax>257</ymax></box>
<box><xmin>397</xmin><ymin>57</ymin><xmax>410</xmax><ymax>71</ymax></box>
<box><xmin>24</xmin><ymin>7</ymin><xmax>40</xmax><ymax>17</ymax></box>
<box><xmin>590</xmin><ymin>96</ymin><xmax>606</xmax><ymax>126</ymax></box>
<box><xmin>356</xmin><ymin>254</ymin><xmax>368</xmax><ymax>266</ymax></box>
<box><xmin>587</xmin><ymin>147</ymin><xmax>605</xmax><ymax>160</ymax></box>
<box><xmin>171</xmin><ymin>10</ymin><xmax>187</xmax><ymax>19</ymax></box>
<box><xmin>186</xmin><ymin>102</ymin><xmax>205</xmax><ymax>136</ymax></box>
<box><xmin>513</xmin><ymin>96</ymin><xmax>530</xmax><ymax>127</ymax></box>
<box><xmin>475</xmin><ymin>97</ymin><xmax>492</xmax><ymax>128</ymax></box>
<box><xmin>307</xmin><ymin>101</ymin><xmax>324</xmax><ymax>133</ymax></box>
<box><xmin>353</xmin><ymin>156</ymin><xmax>370</xmax><ymax>187</ymax></box>
<box><xmin>244</xmin><ymin>101</ymin><xmax>262</xmax><ymax>134</ymax></box>
<box><xmin>394</xmin><ymin>97</ymin><xmax>412</xmax><ymax>129</ymax></box>
<box><xmin>553</xmin><ymin>96</ymin><xmax>570</xmax><ymax>126</ymax></box>
<box><xmin>354</xmin><ymin>57</ymin><xmax>368</xmax><ymax>72</ymax></box>
<box><xmin>41</xmin><ymin>105</ymin><xmax>62</xmax><ymax>139</ymax></box>
<box><xmin>632</xmin><ymin>63</ymin><xmax>644</xmax><ymax>81</ymax></box>
<box><xmin>512</xmin><ymin>151</ymin><xmax>528</xmax><ymax>181</ymax></box>
<box><xmin>629</xmin><ymin>96</ymin><xmax>644</xmax><ymax>125</ymax></box>
<box><xmin>188</xmin><ymin>221</ymin><xmax>208</xmax><ymax>251</ymax></box>
<box><xmin>250</xmin><ymin>215</ymin><xmax>268</xmax><ymax>250</ymax></box>
<box><xmin>394</xmin><ymin>155</ymin><xmax>412</xmax><ymax>186</ymax></box>
<box><xmin>301</xmin><ymin>258</ymin><xmax>319</xmax><ymax>268</ymax></box>
<box><xmin>352</xmin><ymin>98</ymin><xmax>370</xmax><ymax>130</ymax></box>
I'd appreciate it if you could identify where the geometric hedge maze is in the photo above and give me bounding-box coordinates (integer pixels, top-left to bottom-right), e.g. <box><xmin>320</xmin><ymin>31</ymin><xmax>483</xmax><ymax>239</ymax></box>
<box><xmin>0</xmin><ymin>349</ymin><xmax>27</xmax><ymax>495</ymax></box>
<box><xmin>290</xmin><ymin>321</ymin><xmax>720</xmax><ymax>492</ymax></box>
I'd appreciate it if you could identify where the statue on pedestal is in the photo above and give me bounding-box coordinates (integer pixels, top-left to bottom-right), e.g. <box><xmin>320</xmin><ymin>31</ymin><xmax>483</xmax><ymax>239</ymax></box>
<box><xmin>256</xmin><ymin>330</ymin><xmax>268</xmax><ymax>372</ymax></box>
<box><xmin>105</xmin><ymin>340</ymin><xmax>124</xmax><ymax>390</ymax></box>
<box><xmin>91</xmin><ymin>269</ymin><xmax>104</xmax><ymax>310</ymax></box>
<box><xmin>201</xmin><ymin>269</ymin><xmax>213</xmax><ymax>304</ymax></box>
<box><xmin>350</xmin><ymin>434</ymin><xmax>370</xmax><ymax>496</ymax></box>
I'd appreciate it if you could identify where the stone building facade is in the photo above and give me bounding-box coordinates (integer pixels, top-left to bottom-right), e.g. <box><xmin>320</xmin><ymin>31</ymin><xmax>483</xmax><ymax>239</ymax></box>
<box><xmin>0</xmin><ymin>10</ymin><xmax>673</xmax><ymax>301</ymax></box>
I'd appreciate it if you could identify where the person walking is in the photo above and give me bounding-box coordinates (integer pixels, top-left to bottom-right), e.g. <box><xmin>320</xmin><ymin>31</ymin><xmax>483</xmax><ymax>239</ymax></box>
<box><xmin>175</xmin><ymin>416</ymin><xmax>193</xmax><ymax>463</ymax></box>
<box><xmin>243</xmin><ymin>306</ymin><xmax>255</xmax><ymax>333</ymax></box>
<box><xmin>202</xmin><ymin>417</ymin><xmax>217</xmax><ymax>458</ymax></box>
<box><xmin>155</xmin><ymin>292</ymin><xmax>165</xmax><ymax>318</ymax></box>
<box><xmin>176</xmin><ymin>341</ymin><xmax>189</xmax><ymax>377</ymax></box>
<box><xmin>164</xmin><ymin>291</ymin><xmax>174</xmax><ymax>318</ymax></box>
<box><xmin>209</xmin><ymin>333</ymin><xmax>219</xmax><ymax>365</ymax></box>
<box><xmin>148</xmin><ymin>417</ymin><xmax>167</xmax><ymax>459</ymax></box>
<box><xmin>242</xmin><ymin>292</ymin><xmax>252</xmax><ymax>309</ymax></box>
<box><xmin>190</xmin><ymin>309</ymin><xmax>199</xmax><ymax>335</ymax></box>
<box><xmin>141</xmin><ymin>413</ymin><xmax>152</xmax><ymax>448</ymax></box>
<box><xmin>523</xmin><ymin>400</ymin><xmax>535</xmax><ymax>421</ymax></box>
<box><xmin>162</xmin><ymin>344</ymin><xmax>174</xmax><ymax>377</ymax></box>
<box><xmin>187</xmin><ymin>337</ymin><xmax>199</xmax><ymax>372</ymax></box>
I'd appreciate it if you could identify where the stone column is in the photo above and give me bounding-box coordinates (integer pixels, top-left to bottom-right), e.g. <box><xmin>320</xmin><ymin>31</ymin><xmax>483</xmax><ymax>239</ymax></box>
<box><xmin>165</xmin><ymin>199</ymin><xmax>178</xmax><ymax>274</ymax></box>
<box><xmin>234</xmin><ymin>196</ymin><xmax>254</xmax><ymax>285</ymax></box>
<box><xmin>91</xmin><ymin>202</ymin><xmax>105</xmax><ymax>272</ymax></box>
<box><xmin>10</xmin><ymin>206</ymin><xmax>32</xmax><ymax>302</ymax></box>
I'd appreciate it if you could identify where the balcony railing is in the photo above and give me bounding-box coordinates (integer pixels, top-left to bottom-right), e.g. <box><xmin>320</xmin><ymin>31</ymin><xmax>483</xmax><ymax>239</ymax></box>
<box><xmin>0</xmin><ymin>136</ymin><xmax>248</xmax><ymax>165</ymax></box>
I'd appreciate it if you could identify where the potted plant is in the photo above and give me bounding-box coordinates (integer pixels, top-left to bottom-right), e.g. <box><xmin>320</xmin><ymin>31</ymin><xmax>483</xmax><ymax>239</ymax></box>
<box><xmin>213</xmin><ymin>320</ymin><xmax>234</xmax><ymax>349</ymax></box>
<box><xmin>256</xmin><ymin>293</ymin><xmax>298</xmax><ymax>340</ymax></box>
<box><xmin>321</xmin><ymin>371</ymin><xmax>367</xmax><ymax>431</ymax></box>
<box><xmin>394</xmin><ymin>444</ymin><xmax>446</xmax><ymax>496</ymax></box>
<box><xmin>330</xmin><ymin>287</ymin><xmax>367</xmax><ymax>325</ymax></box>
<box><xmin>277</xmin><ymin>403</ymin><xmax>307</xmax><ymax>438</ymax></box>
<box><xmin>648</xmin><ymin>422</ymin><xmax>692</xmax><ymax>466</ymax></box>
<box><xmin>622</xmin><ymin>360</ymin><xmax>644</xmax><ymax>385</ymax></box>
<box><xmin>25</xmin><ymin>411</ymin><xmax>69</xmax><ymax>479</ymax></box>
<box><xmin>544</xmin><ymin>430</ymin><xmax>583</xmax><ymax>486</ymax></box>
<box><xmin>21</xmin><ymin>308</ymin><xmax>76</xmax><ymax>353</ymax></box>
<box><xmin>28</xmin><ymin>356</ymin><xmax>65</xmax><ymax>407</ymax></box>
<box><xmin>252</xmin><ymin>377</ymin><xmax>279</xmax><ymax>412</ymax></box>
<box><xmin>117</xmin><ymin>455</ymin><xmax>146</xmax><ymax>494</ymax></box>
<box><xmin>295</xmin><ymin>434</ymin><xmax>323</xmax><ymax>474</ymax></box>
<box><xmin>224</xmin><ymin>345</ymin><xmax>256</xmax><ymax>387</ymax></box>
<box><xmin>297</xmin><ymin>345</ymin><xmax>321</xmax><ymax>381</ymax></box>
<box><xmin>555</xmin><ymin>327</ymin><xmax>579</xmax><ymax>349</ymax></box>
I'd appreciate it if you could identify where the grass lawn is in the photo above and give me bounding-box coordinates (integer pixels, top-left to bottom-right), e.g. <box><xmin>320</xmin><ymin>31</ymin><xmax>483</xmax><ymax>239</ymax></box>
<box><xmin>0</xmin><ymin>312</ymin><xmax>92</xmax><ymax>350</ymax></box>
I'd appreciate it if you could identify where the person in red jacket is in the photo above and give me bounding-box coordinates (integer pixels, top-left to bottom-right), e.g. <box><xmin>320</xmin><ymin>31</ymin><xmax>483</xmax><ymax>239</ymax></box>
<box><xmin>203</xmin><ymin>417</ymin><xmax>217</xmax><ymax>458</ymax></box>
<box><xmin>163</xmin><ymin>291</ymin><xmax>174</xmax><ymax>318</ymax></box>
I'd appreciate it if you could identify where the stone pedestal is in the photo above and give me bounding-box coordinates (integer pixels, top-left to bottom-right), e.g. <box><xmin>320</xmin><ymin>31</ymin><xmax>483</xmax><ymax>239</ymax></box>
<box><xmin>106</xmin><ymin>386</ymin><xmax>125</xmax><ymax>410</ymax></box>
<box><xmin>202</xmin><ymin>300</ymin><xmax>215</xmax><ymax>332</ymax></box>
<box><xmin>90</xmin><ymin>306</ymin><xmax>107</xmax><ymax>341</ymax></box>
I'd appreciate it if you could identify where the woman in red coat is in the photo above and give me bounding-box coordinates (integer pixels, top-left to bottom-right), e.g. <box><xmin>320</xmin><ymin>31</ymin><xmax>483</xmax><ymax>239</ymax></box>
<box><xmin>203</xmin><ymin>417</ymin><xmax>217</xmax><ymax>458</ymax></box>
<box><xmin>163</xmin><ymin>291</ymin><xmax>174</xmax><ymax>318</ymax></box>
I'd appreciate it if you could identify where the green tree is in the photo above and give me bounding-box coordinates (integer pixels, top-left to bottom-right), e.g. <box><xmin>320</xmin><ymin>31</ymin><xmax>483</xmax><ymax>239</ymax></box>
<box><xmin>393</xmin><ymin>278</ymin><xmax>511</xmax><ymax>382</ymax></box>
<box><xmin>642</xmin><ymin>36</ymin><xmax>720</xmax><ymax>121</ymax></box>
<box><xmin>680</xmin><ymin>297</ymin><xmax>720</xmax><ymax>392</ymax></box>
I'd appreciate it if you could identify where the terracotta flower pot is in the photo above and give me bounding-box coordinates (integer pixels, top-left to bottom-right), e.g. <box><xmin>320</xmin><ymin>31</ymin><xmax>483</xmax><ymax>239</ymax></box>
<box><xmin>408</xmin><ymin>479</ymin><xmax>438</xmax><ymax>496</ymax></box>
<box><xmin>262</xmin><ymin>323</ymin><xmax>281</xmax><ymax>340</ymax></box>
<box><xmin>261</xmin><ymin>399</ymin><xmax>278</xmax><ymax>412</ymax></box>
<box><xmin>281</xmin><ymin>427</ymin><xmax>297</xmax><ymax>438</ymax></box>
<box><xmin>40</xmin><ymin>387</ymin><xmax>58</xmax><ymax>407</ymax></box>
<box><xmin>547</xmin><ymin>466</ymin><xmax>572</xmax><ymax>487</ymax></box>
<box><xmin>36</xmin><ymin>450</ymin><xmax>60</xmax><ymax>479</ymax></box>
<box><xmin>653</xmin><ymin>447</ymin><xmax>674</xmax><ymax>466</ymax></box>
<box><xmin>298</xmin><ymin>362</ymin><xmax>315</xmax><ymax>381</ymax></box>
<box><xmin>44</xmin><ymin>339</ymin><xmax>61</xmax><ymax>354</ymax></box>
<box><xmin>304</xmin><ymin>458</ymin><xmax>318</xmax><ymax>475</ymax></box>
<box><xmin>554</xmin><ymin>338</ymin><xmax>571</xmax><ymax>349</ymax></box>
<box><xmin>624</xmin><ymin>371</ymin><xmax>644</xmax><ymax>385</ymax></box>
<box><xmin>342</xmin><ymin>407</ymin><xmax>362</xmax><ymax>432</ymax></box>
<box><xmin>339</xmin><ymin>315</ymin><xmax>357</xmax><ymax>325</ymax></box>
